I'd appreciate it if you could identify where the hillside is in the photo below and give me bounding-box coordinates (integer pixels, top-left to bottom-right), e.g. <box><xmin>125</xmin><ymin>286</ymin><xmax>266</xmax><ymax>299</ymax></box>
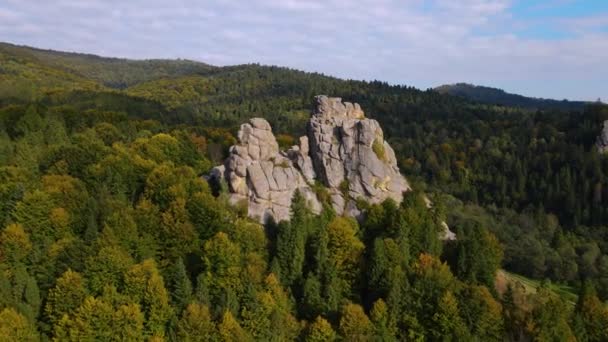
<box><xmin>0</xmin><ymin>44</ymin><xmax>103</xmax><ymax>101</ymax></box>
<box><xmin>1</xmin><ymin>42</ymin><xmax>608</xmax><ymax>341</ymax></box>
<box><xmin>0</xmin><ymin>42</ymin><xmax>218</xmax><ymax>89</ymax></box>
<box><xmin>435</xmin><ymin>82</ymin><xmax>588</xmax><ymax>110</ymax></box>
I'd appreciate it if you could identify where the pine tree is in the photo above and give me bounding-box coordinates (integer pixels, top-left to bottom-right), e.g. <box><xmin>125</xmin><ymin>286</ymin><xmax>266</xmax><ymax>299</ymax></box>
<box><xmin>276</xmin><ymin>190</ymin><xmax>312</xmax><ymax>286</ymax></box>
<box><xmin>167</xmin><ymin>258</ymin><xmax>193</xmax><ymax>312</ymax></box>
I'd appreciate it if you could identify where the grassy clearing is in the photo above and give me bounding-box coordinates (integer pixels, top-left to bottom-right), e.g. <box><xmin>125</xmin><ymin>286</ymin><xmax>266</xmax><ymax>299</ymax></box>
<box><xmin>496</xmin><ymin>269</ymin><xmax>578</xmax><ymax>305</ymax></box>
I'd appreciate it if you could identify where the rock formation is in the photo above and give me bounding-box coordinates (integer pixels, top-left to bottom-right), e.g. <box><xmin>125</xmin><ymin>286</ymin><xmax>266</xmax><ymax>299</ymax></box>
<box><xmin>214</xmin><ymin>118</ymin><xmax>321</xmax><ymax>224</ymax></box>
<box><xmin>307</xmin><ymin>96</ymin><xmax>411</xmax><ymax>217</ymax></box>
<box><xmin>210</xmin><ymin>95</ymin><xmax>411</xmax><ymax>224</ymax></box>
<box><xmin>597</xmin><ymin>120</ymin><xmax>608</xmax><ymax>153</ymax></box>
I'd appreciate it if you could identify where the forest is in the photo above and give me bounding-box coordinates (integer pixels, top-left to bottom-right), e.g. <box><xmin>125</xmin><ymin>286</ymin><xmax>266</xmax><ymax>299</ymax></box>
<box><xmin>0</xmin><ymin>42</ymin><xmax>607</xmax><ymax>341</ymax></box>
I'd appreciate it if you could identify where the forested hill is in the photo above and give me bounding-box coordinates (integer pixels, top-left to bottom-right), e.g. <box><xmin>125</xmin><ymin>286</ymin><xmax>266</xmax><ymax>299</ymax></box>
<box><xmin>435</xmin><ymin>83</ymin><xmax>589</xmax><ymax>110</ymax></box>
<box><xmin>0</xmin><ymin>42</ymin><xmax>218</xmax><ymax>89</ymax></box>
<box><xmin>1</xmin><ymin>42</ymin><xmax>608</xmax><ymax>340</ymax></box>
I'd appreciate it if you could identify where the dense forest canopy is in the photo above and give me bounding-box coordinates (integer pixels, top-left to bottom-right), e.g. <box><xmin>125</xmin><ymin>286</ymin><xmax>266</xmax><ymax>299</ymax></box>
<box><xmin>0</xmin><ymin>42</ymin><xmax>607</xmax><ymax>341</ymax></box>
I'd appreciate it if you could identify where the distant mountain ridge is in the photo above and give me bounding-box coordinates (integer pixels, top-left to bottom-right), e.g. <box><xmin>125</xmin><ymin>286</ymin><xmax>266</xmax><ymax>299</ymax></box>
<box><xmin>435</xmin><ymin>83</ymin><xmax>588</xmax><ymax>110</ymax></box>
<box><xmin>1</xmin><ymin>41</ymin><xmax>591</xmax><ymax>111</ymax></box>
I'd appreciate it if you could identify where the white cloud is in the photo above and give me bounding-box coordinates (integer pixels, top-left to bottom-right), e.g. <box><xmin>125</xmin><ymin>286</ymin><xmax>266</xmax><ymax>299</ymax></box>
<box><xmin>0</xmin><ymin>0</ymin><xmax>606</xmax><ymax>100</ymax></box>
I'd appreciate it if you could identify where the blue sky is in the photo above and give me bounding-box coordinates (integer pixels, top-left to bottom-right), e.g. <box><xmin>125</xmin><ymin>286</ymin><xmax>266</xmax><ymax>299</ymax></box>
<box><xmin>0</xmin><ymin>0</ymin><xmax>606</xmax><ymax>101</ymax></box>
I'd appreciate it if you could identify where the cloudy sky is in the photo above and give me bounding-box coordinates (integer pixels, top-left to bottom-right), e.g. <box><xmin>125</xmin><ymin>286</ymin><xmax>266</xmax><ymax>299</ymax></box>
<box><xmin>1</xmin><ymin>0</ymin><xmax>606</xmax><ymax>100</ymax></box>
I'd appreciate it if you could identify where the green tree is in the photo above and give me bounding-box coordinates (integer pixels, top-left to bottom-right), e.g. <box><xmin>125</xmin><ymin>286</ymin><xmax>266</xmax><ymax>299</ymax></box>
<box><xmin>5</xmin><ymin>265</ymin><xmax>41</xmax><ymax>323</ymax></box>
<box><xmin>326</xmin><ymin>217</ymin><xmax>364</xmax><ymax>281</ymax></box>
<box><xmin>528</xmin><ymin>288</ymin><xmax>575</xmax><ymax>342</ymax></box>
<box><xmin>459</xmin><ymin>285</ymin><xmax>503</xmax><ymax>341</ymax></box>
<box><xmin>0</xmin><ymin>307</ymin><xmax>38</xmax><ymax>342</ymax></box>
<box><xmin>370</xmin><ymin>299</ymin><xmax>397</xmax><ymax>341</ymax></box>
<box><xmin>430</xmin><ymin>290</ymin><xmax>470</xmax><ymax>341</ymax></box>
<box><xmin>45</xmin><ymin>269</ymin><xmax>87</xmax><ymax>327</ymax></box>
<box><xmin>53</xmin><ymin>296</ymin><xmax>114</xmax><ymax>341</ymax></box>
<box><xmin>177</xmin><ymin>303</ymin><xmax>216</xmax><ymax>342</ymax></box>
<box><xmin>98</xmin><ymin>209</ymin><xmax>152</xmax><ymax>260</ymax></box>
<box><xmin>160</xmin><ymin>198</ymin><xmax>199</xmax><ymax>259</ymax></box>
<box><xmin>201</xmin><ymin>232</ymin><xmax>242</xmax><ymax>311</ymax></box>
<box><xmin>11</xmin><ymin>190</ymin><xmax>54</xmax><ymax>258</ymax></box>
<box><xmin>276</xmin><ymin>190</ymin><xmax>313</xmax><ymax>286</ymax></box>
<box><xmin>167</xmin><ymin>258</ymin><xmax>193</xmax><ymax>312</ymax></box>
<box><xmin>123</xmin><ymin>259</ymin><xmax>173</xmax><ymax>338</ymax></box>
<box><xmin>0</xmin><ymin>223</ymin><xmax>32</xmax><ymax>264</ymax></box>
<box><xmin>217</xmin><ymin>310</ymin><xmax>250</xmax><ymax>342</ymax></box>
<box><xmin>113</xmin><ymin>303</ymin><xmax>145</xmax><ymax>341</ymax></box>
<box><xmin>410</xmin><ymin>253</ymin><xmax>458</xmax><ymax>331</ymax></box>
<box><xmin>187</xmin><ymin>190</ymin><xmax>231</xmax><ymax>241</ymax></box>
<box><xmin>368</xmin><ymin>237</ymin><xmax>406</xmax><ymax>300</ymax></box>
<box><xmin>573</xmin><ymin>283</ymin><xmax>608</xmax><ymax>342</ymax></box>
<box><xmin>338</xmin><ymin>303</ymin><xmax>373</xmax><ymax>342</ymax></box>
<box><xmin>305</xmin><ymin>316</ymin><xmax>336</xmax><ymax>342</ymax></box>
<box><xmin>450</xmin><ymin>223</ymin><xmax>503</xmax><ymax>288</ymax></box>
<box><xmin>84</xmin><ymin>245</ymin><xmax>134</xmax><ymax>294</ymax></box>
<box><xmin>241</xmin><ymin>274</ymin><xmax>300</xmax><ymax>340</ymax></box>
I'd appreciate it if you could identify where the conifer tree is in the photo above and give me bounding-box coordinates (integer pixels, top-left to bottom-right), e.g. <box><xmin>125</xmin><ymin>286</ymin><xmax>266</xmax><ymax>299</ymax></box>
<box><xmin>167</xmin><ymin>258</ymin><xmax>193</xmax><ymax>312</ymax></box>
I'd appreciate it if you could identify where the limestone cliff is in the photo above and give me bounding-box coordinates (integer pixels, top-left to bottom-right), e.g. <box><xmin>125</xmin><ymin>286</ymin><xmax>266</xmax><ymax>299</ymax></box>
<box><xmin>211</xmin><ymin>96</ymin><xmax>411</xmax><ymax>224</ymax></box>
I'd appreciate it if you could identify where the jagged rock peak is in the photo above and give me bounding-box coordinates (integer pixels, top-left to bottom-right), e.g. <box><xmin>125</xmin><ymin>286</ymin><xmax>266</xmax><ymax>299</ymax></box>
<box><xmin>307</xmin><ymin>95</ymin><xmax>411</xmax><ymax>217</ymax></box>
<box><xmin>597</xmin><ymin>120</ymin><xmax>608</xmax><ymax>153</ymax></box>
<box><xmin>210</xmin><ymin>96</ymin><xmax>411</xmax><ymax>224</ymax></box>
<box><xmin>313</xmin><ymin>95</ymin><xmax>365</xmax><ymax>120</ymax></box>
<box><xmin>216</xmin><ymin>117</ymin><xmax>321</xmax><ymax>224</ymax></box>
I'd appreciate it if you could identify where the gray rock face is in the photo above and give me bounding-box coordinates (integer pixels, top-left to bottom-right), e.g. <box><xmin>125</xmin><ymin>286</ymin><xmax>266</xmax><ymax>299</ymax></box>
<box><xmin>597</xmin><ymin>120</ymin><xmax>608</xmax><ymax>153</ymax></box>
<box><xmin>307</xmin><ymin>95</ymin><xmax>410</xmax><ymax>216</ymax></box>
<box><xmin>218</xmin><ymin>118</ymin><xmax>321</xmax><ymax>224</ymax></box>
<box><xmin>211</xmin><ymin>96</ymin><xmax>411</xmax><ymax>224</ymax></box>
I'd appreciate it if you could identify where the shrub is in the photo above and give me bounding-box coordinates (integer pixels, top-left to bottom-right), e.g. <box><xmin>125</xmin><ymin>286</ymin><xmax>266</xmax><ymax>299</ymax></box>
<box><xmin>372</xmin><ymin>138</ymin><xmax>387</xmax><ymax>162</ymax></box>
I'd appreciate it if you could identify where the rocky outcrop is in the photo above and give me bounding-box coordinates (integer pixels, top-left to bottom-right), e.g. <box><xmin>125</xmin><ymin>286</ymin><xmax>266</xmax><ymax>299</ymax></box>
<box><xmin>597</xmin><ymin>120</ymin><xmax>608</xmax><ymax>153</ymax></box>
<box><xmin>210</xmin><ymin>96</ymin><xmax>411</xmax><ymax>224</ymax></box>
<box><xmin>215</xmin><ymin>118</ymin><xmax>321</xmax><ymax>224</ymax></box>
<box><xmin>307</xmin><ymin>96</ymin><xmax>410</xmax><ymax>217</ymax></box>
